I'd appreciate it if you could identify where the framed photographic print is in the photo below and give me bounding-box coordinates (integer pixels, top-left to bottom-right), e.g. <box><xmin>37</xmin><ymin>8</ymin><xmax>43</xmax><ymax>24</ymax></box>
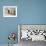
<box><xmin>3</xmin><ymin>6</ymin><xmax>17</xmax><ymax>17</ymax></box>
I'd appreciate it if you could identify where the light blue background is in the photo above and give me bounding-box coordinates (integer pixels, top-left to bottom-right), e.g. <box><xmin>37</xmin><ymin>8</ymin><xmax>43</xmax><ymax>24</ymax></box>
<box><xmin>0</xmin><ymin>0</ymin><xmax>46</xmax><ymax>44</ymax></box>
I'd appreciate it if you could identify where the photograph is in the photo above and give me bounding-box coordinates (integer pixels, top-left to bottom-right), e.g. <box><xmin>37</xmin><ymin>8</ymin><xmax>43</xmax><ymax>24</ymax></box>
<box><xmin>3</xmin><ymin>6</ymin><xmax>17</xmax><ymax>17</ymax></box>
